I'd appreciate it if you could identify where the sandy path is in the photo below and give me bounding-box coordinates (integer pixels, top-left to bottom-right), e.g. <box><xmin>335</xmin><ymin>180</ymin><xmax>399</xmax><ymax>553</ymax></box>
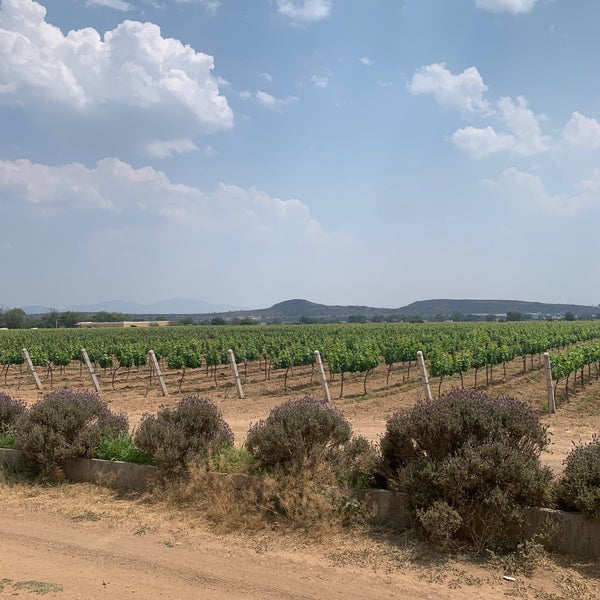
<box><xmin>2</xmin><ymin>497</ymin><xmax>588</xmax><ymax>600</ymax></box>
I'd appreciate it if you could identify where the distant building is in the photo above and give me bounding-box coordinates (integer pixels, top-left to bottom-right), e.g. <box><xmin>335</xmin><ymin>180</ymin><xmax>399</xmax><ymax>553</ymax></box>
<box><xmin>75</xmin><ymin>321</ymin><xmax>170</xmax><ymax>328</ymax></box>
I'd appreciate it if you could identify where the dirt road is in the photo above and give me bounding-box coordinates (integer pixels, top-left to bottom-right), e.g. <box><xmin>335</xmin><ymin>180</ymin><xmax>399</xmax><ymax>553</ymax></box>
<box><xmin>1</xmin><ymin>484</ymin><xmax>599</xmax><ymax>600</ymax></box>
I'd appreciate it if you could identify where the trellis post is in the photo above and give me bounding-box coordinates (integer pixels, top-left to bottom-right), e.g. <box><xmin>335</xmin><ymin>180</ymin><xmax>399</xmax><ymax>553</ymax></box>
<box><xmin>228</xmin><ymin>349</ymin><xmax>244</xmax><ymax>399</ymax></box>
<box><xmin>22</xmin><ymin>348</ymin><xmax>43</xmax><ymax>391</ymax></box>
<box><xmin>416</xmin><ymin>350</ymin><xmax>433</xmax><ymax>401</ymax></box>
<box><xmin>314</xmin><ymin>350</ymin><xmax>332</xmax><ymax>403</ymax></box>
<box><xmin>544</xmin><ymin>352</ymin><xmax>556</xmax><ymax>414</ymax></box>
<box><xmin>148</xmin><ymin>350</ymin><xmax>168</xmax><ymax>396</ymax></box>
<box><xmin>81</xmin><ymin>349</ymin><xmax>100</xmax><ymax>393</ymax></box>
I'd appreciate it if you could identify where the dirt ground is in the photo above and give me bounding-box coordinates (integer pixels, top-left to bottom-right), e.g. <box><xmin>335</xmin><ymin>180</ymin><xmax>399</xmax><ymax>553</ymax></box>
<box><xmin>1</xmin><ymin>355</ymin><xmax>600</xmax><ymax>599</ymax></box>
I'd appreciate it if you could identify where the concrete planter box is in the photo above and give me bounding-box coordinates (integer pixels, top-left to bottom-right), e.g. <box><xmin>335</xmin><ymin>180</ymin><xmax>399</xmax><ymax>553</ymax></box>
<box><xmin>0</xmin><ymin>448</ymin><xmax>154</xmax><ymax>492</ymax></box>
<box><xmin>2</xmin><ymin>447</ymin><xmax>600</xmax><ymax>557</ymax></box>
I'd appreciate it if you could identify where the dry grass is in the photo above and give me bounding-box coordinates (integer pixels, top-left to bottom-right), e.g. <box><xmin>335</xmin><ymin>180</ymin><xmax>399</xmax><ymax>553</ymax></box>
<box><xmin>150</xmin><ymin>457</ymin><xmax>370</xmax><ymax>538</ymax></box>
<box><xmin>2</xmin><ymin>467</ymin><xmax>600</xmax><ymax>599</ymax></box>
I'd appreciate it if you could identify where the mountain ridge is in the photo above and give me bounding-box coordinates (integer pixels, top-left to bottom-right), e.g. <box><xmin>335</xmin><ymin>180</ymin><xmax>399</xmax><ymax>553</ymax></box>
<box><xmin>12</xmin><ymin>297</ymin><xmax>600</xmax><ymax>321</ymax></box>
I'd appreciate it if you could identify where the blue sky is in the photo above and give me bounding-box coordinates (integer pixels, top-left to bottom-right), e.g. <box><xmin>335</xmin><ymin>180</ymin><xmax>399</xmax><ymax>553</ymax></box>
<box><xmin>1</xmin><ymin>0</ymin><xmax>600</xmax><ymax>311</ymax></box>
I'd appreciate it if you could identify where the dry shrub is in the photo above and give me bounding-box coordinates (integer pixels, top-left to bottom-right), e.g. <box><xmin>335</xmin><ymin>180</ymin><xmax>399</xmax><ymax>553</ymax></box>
<box><xmin>152</xmin><ymin>452</ymin><xmax>370</xmax><ymax>537</ymax></box>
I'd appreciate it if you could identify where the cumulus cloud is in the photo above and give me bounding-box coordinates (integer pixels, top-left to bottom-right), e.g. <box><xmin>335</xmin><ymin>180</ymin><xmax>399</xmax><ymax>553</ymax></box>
<box><xmin>483</xmin><ymin>167</ymin><xmax>600</xmax><ymax>214</ymax></box>
<box><xmin>408</xmin><ymin>63</ymin><xmax>489</xmax><ymax>113</ymax></box>
<box><xmin>563</xmin><ymin>112</ymin><xmax>600</xmax><ymax>149</ymax></box>
<box><xmin>453</xmin><ymin>96</ymin><xmax>549</xmax><ymax>157</ymax></box>
<box><xmin>274</xmin><ymin>0</ymin><xmax>332</xmax><ymax>22</ymax></box>
<box><xmin>452</xmin><ymin>126</ymin><xmax>515</xmax><ymax>158</ymax></box>
<box><xmin>0</xmin><ymin>0</ymin><xmax>232</xmax><ymax>156</ymax></box>
<box><xmin>359</xmin><ymin>56</ymin><xmax>374</xmax><ymax>67</ymax></box>
<box><xmin>475</xmin><ymin>0</ymin><xmax>540</xmax><ymax>13</ymax></box>
<box><xmin>0</xmin><ymin>158</ymin><xmax>325</xmax><ymax>240</ymax></box>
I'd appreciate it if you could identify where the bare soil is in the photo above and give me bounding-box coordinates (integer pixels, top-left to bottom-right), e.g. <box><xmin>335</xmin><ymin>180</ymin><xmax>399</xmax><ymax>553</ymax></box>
<box><xmin>2</xmin><ymin>355</ymin><xmax>600</xmax><ymax>599</ymax></box>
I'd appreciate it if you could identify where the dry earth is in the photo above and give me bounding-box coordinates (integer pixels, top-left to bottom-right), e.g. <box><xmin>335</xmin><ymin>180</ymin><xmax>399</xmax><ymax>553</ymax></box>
<box><xmin>2</xmin><ymin>355</ymin><xmax>600</xmax><ymax>599</ymax></box>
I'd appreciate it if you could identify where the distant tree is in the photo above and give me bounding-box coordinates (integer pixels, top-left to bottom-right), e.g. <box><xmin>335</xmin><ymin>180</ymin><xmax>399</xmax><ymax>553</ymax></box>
<box><xmin>3</xmin><ymin>308</ymin><xmax>27</xmax><ymax>329</ymax></box>
<box><xmin>178</xmin><ymin>316</ymin><xmax>195</xmax><ymax>325</ymax></box>
<box><xmin>92</xmin><ymin>311</ymin><xmax>129</xmax><ymax>323</ymax></box>
<box><xmin>59</xmin><ymin>311</ymin><xmax>84</xmax><ymax>328</ymax></box>
<box><xmin>39</xmin><ymin>308</ymin><xmax>59</xmax><ymax>328</ymax></box>
<box><xmin>451</xmin><ymin>311</ymin><xmax>465</xmax><ymax>322</ymax></box>
<box><xmin>211</xmin><ymin>317</ymin><xmax>228</xmax><ymax>325</ymax></box>
<box><xmin>407</xmin><ymin>314</ymin><xmax>424</xmax><ymax>323</ymax></box>
<box><xmin>348</xmin><ymin>314</ymin><xmax>368</xmax><ymax>323</ymax></box>
<box><xmin>432</xmin><ymin>313</ymin><xmax>446</xmax><ymax>322</ymax></box>
<box><xmin>564</xmin><ymin>311</ymin><xmax>577</xmax><ymax>321</ymax></box>
<box><xmin>506</xmin><ymin>310</ymin><xmax>524</xmax><ymax>322</ymax></box>
<box><xmin>234</xmin><ymin>317</ymin><xmax>257</xmax><ymax>325</ymax></box>
<box><xmin>485</xmin><ymin>314</ymin><xmax>497</xmax><ymax>322</ymax></box>
<box><xmin>370</xmin><ymin>314</ymin><xmax>385</xmax><ymax>323</ymax></box>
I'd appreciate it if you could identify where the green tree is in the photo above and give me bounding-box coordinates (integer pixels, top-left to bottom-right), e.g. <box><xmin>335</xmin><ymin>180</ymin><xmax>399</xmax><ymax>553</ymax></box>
<box><xmin>506</xmin><ymin>310</ymin><xmax>524</xmax><ymax>322</ymax></box>
<box><xmin>4</xmin><ymin>308</ymin><xmax>27</xmax><ymax>329</ymax></box>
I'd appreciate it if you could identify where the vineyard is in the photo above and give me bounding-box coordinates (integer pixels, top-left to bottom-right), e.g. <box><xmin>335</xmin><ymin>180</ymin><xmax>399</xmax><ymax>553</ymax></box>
<box><xmin>2</xmin><ymin>321</ymin><xmax>600</xmax><ymax>406</ymax></box>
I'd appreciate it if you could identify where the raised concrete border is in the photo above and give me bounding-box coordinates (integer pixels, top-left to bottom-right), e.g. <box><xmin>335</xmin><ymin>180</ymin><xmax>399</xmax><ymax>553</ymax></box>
<box><xmin>0</xmin><ymin>448</ymin><xmax>154</xmax><ymax>492</ymax></box>
<box><xmin>2</xmin><ymin>447</ymin><xmax>600</xmax><ymax>557</ymax></box>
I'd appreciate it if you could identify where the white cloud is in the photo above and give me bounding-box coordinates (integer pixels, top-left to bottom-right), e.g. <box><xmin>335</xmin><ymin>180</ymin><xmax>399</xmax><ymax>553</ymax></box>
<box><xmin>199</xmin><ymin>0</ymin><xmax>220</xmax><ymax>15</ymax></box>
<box><xmin>145</xmin><ymin>139</ymin><xmax>199</xmax><ymax>158</ymax></box>
<box><xmin>484</xmin><ymin>167</ymin><xmax>600</xmax><ymax>214</ymax></box>
<box><xmin>86</xmin><ymin>0</ymin><xmax>132</xmax><ymax>11</ymax></box>
<box><xmin>0</xmin><ymin>0</ymin><xmax>232</xmax><ymax>155</ymax></box>
<box><xmin>475</xmin><ymin>0</ymin><xmax>540</xmax><ymax>13</ymax></box>
<box><xmin>408</xmin><ymin>63</ymin><xmax>489</xmax><ymax>113</ymax></box>
<box><xmin>274</xmin><ymin>0</ymin><xmax>332</xmax><ymax>22</ymax></box>
<box><xmin>453</xmin><ymin>96</ymin><xmax>548</xmax><ymax>157</ymax></box>
<box><xmin>173</xmin><ymin>0</ymin><xmax>221</xmax><ymax>11</ymax></box>
<box><xmin>260</xmin><ymin>72</ymin><xmax>273</xmax><ymax>82</ymax></box>
<box><xmin>309</xmin><ymin>74</ymin><xmax>328</xmax><ymax>88</ymax></box>
<box><xmin>563</xmin><ymin>112</ymin><xmax>600</xmax><ymax>149</ymax></box>
<box><xmin>256</xmin><ymin>90</ymin><xmax>299</xmax><ymax>108</ymax></box>
<box><xmin>0</xmin><ymin>158</ymin><xmax>325</xmax><ymax>240</ymax></box>
<box><xmin>359</xmin><ymin>56</ymin><xmax>373</xmax><ymax>67</ymax></box>
<box><xmin>452</xmin><ymin>126</ymin><xmax>515</xmax><ymax>158</ymax></box>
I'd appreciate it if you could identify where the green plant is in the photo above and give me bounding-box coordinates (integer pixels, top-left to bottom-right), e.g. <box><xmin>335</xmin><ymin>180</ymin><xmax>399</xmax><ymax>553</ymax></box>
<box><xmin>94</xmin><ymin>432</ymin><xmax>154</xmax><ymax>465</ymax></box>
<box><xmin>0</xmin><ymin>429</ymin><xmax>17</xmax><ymax>449</ymax></box>
<box><xmin>204</xmin><ymin>445</ymin><xmax>257</xmax><ymax>474</ymax></box>
<box><xmin>381</xmin><ymin>389</ymin><xmax>552</xmax><ymax>550</ymax></box>
<box><xmin>15</xmin><ymin>389</ymin><xmax>128</xmax><ymax>475</ymax></box>
<box><xmin>134</xmin><ymin>396</ymin><xmax>233</xmax><ymax>476</ymax></box>
<box><xmin>554</xmin><ymin>435</ymin><xmax>600</xmax><ymax>517</ymax></box>
<box><xmin>244</xmin><ymin>396</ymin><xmax>352</xmax><ymax>470</ymax></box>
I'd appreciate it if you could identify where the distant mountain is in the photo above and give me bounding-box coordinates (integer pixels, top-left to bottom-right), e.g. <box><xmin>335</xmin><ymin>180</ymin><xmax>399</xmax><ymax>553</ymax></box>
<box><xmin>195</xmin><ymin>298</ymin><xmax>600</xmax><ymax>323</ymax></box>
<box><xmin>62</xmin><ymin>298</ymin><xmax>244</xmax><ymax>315</ymax></box>
<box><xmin>21</xmin><ymin>305</ymin><xmax>52</xmax><ymax>315</ymax></box>
<box><xmin>397</xmin><ymin>299</ymin><xmax>600</xmax><ymax>319</ymax></box>
<box><xmin>11</xmin><ymin>297</ymin><xmax>600</xmax><ymax>321</ymax></box>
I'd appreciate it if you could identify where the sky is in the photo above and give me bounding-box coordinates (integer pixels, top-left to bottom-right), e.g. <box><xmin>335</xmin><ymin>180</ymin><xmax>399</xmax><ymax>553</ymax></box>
<box><xmin>1</xmin><ymin>0</ymin><xmax>600</xmax><ymax>311</ymax></box>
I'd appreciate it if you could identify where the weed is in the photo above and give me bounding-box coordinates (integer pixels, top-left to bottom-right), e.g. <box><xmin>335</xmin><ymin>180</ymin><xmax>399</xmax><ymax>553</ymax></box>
<box><xmin>94</xmin><ymin>432</ymin><xmax>154</xmax><ymax>465</ymax></box>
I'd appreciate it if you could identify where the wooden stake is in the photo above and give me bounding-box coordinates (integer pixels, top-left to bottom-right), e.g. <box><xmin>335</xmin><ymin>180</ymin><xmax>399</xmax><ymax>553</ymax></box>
<box><xmin>228</xmin><ymin>349</ymin><xmax>244</xmax><ymax>399</ymax></box>
<box><xmin>22</xmin><ymin>348</ymin><xmax>43</xmax><ymax>391</ymax></box>
<box><xmin>544</xmin><ymin>352</ymin><xmax>556</xmax><ymax>414</ymax></box>
<box><xmin>81</xmin><ymin>348</ymin><xmax>101</xmax><ymax>393</ymax></box>
<box><xmin>314</xmin><ymin>350</ymin><xmax>332</xmax><ymax>403</ymax></box>
<box><xmin>416</xmin><ymin>350</ymin><xmax>433</xmax><ymax>401</ymax></box>
<box><xmin>148</xmin><ymin>350</ymin><xmax>168</xmax><ymax>396</ymax></box>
